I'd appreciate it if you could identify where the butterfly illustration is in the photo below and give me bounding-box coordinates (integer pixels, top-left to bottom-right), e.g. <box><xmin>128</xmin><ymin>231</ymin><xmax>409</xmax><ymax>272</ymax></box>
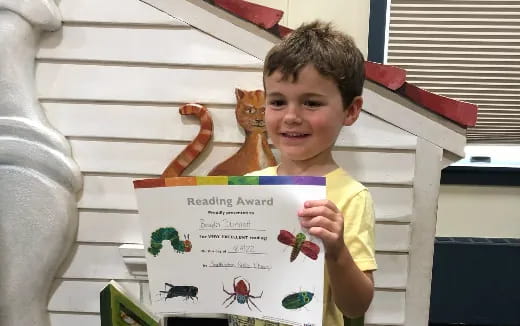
<box><xmin>277</xmin><ymin>230</ymin><xmax>320</xmax><ymax>262</ymax></box>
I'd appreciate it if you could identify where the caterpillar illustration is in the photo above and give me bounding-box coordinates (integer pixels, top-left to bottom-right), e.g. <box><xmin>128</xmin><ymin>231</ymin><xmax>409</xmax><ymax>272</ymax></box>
<box><xmin>161</xmin><ymin>103</ymin><xmax>213</xmax><ymax>178</ymax></box>
<box><xmin>147</xmin><ymin>227</ymin><xmax>192</xmax><ymax>257</ymax></box>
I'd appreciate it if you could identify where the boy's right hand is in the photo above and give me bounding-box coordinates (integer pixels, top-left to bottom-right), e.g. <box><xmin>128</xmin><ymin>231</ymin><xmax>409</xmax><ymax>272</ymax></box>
<box><xmin>298</xmin><ymin>199</ymin><xmax>347</xmax><ymax>261</ymax></box>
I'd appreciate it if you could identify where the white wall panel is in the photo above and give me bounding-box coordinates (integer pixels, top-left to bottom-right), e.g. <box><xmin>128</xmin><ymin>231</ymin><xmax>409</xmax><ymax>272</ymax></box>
<box><xmin>38</xmin><ymin>26</ymin><xmax>262</xmax><ymax>68</ymax></box>
<box><xmin>57</xmin><ymin>0</ymin><xmax>186</xmax><ymax>26</ymax></box>
<box><xmin>50</xmin><ymin>313</ymin><xmax>100</xmax><ymax>326</ymax></box>
<box><xmin>366</xmin><ymin>290</ymin><xmax>406</xmax><ymax>325</ymax></box>
<box><xmin>375</xmin><ymin>224</ymin><xmax>410</xmax><ymax>253</ymax></box>
<box><xmin>36</xmin><ymin>63</ymin><xmax>263</xmax><ymax>104</ymax></box>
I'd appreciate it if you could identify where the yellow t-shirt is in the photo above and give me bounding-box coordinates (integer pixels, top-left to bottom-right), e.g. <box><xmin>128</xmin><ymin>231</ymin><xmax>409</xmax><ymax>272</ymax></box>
<box><xmin>228</xmin><ymin>166</ymin><xmax>377</xmax><ymax>326</ymax></box>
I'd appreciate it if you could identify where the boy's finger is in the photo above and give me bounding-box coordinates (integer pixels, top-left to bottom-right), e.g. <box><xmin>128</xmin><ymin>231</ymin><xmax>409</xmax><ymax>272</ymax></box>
<box><xmin>308</xmin><ymin>226</ymin><xmax>341</xmax><ymax>245</ymax></box>
<box><xmin>304</xmin><ymin>199</ymin><xmax>339</xmax><ymax>212</ymax></box>
<box><xmin>298</xmin><ymin>206</ymin><xmax>336</xmax><ymax>219</ymax></box>
<box><xmin>300</xmin><ymin>215</ymin><xmax>337</xmax><ymax>232</ymax></box>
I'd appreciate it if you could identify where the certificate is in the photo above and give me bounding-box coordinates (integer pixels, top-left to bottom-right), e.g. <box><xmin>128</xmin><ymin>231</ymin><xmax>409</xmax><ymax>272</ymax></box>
<box><xmin>134</xmin><ymin>176</ymin><xmax>326</xmax><ymax>326</ymax></box>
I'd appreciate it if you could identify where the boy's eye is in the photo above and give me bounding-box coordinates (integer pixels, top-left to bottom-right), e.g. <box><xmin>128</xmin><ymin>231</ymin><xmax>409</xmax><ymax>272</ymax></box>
<box><xmin>245</xmin><ymin>106</ymin><xmax>256</xmax><ymax>114</ymax></box>
<box><xmin>269</xmin><ymin>99</ymin><xmax>286</xmax><ymax>109</ymax></box>
<box><xmin>303</xmin><ymin>100</ymin><xmax>323</xmax><ymax>108</ymax></box>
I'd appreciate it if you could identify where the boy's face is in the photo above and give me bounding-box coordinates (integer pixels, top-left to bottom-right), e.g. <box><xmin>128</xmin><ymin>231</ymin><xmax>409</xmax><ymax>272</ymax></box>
<box><xmin>264</xmin><ymin>64</ymin><xmax>360</xmax><ymax>164</ymax></box>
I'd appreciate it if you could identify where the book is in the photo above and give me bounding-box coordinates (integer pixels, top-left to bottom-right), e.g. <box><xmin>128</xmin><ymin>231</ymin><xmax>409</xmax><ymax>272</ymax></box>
<box><xmin>100</xmin><ymin>280</ymin><xmax>161</xmax><ymax>326</ymax></box>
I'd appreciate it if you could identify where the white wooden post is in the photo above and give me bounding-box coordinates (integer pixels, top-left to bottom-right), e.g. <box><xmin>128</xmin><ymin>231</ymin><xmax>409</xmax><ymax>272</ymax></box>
<box><xmin>405</xmin><ymin>138</ymin><xmax>443</xmax><ymax>326</ymax></box>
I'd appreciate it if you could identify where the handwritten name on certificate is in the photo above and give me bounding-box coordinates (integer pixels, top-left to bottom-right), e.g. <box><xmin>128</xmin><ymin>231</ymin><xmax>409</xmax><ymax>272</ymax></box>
<box><xmin>134</xmin><ymin>176</ymin><xmax>326</xmax><ymax>326</ymax></box>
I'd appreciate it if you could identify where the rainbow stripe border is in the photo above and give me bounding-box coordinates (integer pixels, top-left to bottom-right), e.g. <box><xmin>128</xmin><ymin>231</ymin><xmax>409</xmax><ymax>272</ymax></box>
<box><xmin>133</xmin><ymin>176</ymin><xmax>325</xmax><ymax>189</ymax></box>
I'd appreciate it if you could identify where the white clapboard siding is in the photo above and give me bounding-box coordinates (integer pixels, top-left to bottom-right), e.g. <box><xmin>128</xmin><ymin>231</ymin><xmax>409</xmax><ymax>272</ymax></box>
<box><xmin>60</xmin><ymin>244</ymin><xmax>134</xmax><ymax>280</ymax></box>
<box><xmin>78</xmin><ymin>176</ymin><xmax>413</xmax><ymax>222</ymax></box>
<box><xmin>366</xmin><ymin>290</ymin><xmax>406</xmax><ymax>325</ymax></box>
<box><xmin>38</xmin><ymin>26</ymin><xmax>263</xmax><ymax>68</ymax></box>
<box><xmin>57</xmin><ymin>0</ymin><xmax>186</xmax><ymax>26</ymax></box>
<box><xmin>48</xmin><ymin>280</ymin><xmax>141</xmax><ymax>313</ymax></box>
<box><xmin>42</xmin><ymin>103</ymin><xmax>418</xmax><ymax>150</ymax></box>
<box><xmin>36</xmin><ymin>63</ymin><xmax>263</xmax><ymax>104</ymax></box>
<box><xmin>77</xmin><ymin>211</ymin><xmax>411</xmax><ymax>253</ymax></box>
<box><xmin>370</xmin><ymin>187</ymin><xmax>413</xmax><ymax>223</ymax></box>
<box><xmin>375</xmin><ymin>224</ymin><xmax>410</xmax><ymax>253</ymax></box>
<box><xmin>68</xmin><ymin>140</ymin><xmax>415</xmax><ymax>184</ymax></box>
<box><xmin>60</xmin><ymin>244</ymin><xmax>407</xmax><ymax>289</ymax></box>
<box><xmin>78</xmin><ymin>211</ymin><xmax>142</xmax><ymax>244</ymax></box>
<box><xmin>49</xmin><ymin>313</ymin><xmax>99</xmax><ymax>326</ymax></box>
<box><xmin>70</xmin><ymin>140</ymin><xmax>240</xmax><ymax>178</ymax></box>
<box><xmin>333</xmin><ymin>151</ymin><xmax>414</xmax><ymax>185</ymax></box>
<box><xmin>374</xmin><ymin>254</ymin><xmax>409</xmax><ymax>290</ymax></box>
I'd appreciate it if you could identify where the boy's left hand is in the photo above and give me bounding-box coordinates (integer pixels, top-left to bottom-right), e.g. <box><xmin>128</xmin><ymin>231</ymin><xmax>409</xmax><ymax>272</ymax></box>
<box><xmin>298</xmin><ymin>200</ymin><xmax>346</xmax><ymax>260</ymax></box>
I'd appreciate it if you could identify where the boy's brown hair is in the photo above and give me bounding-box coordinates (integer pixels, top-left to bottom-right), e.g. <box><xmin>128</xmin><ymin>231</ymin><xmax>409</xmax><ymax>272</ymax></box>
<box><xmin>263</xmin><ymin>21</ymin><xmax>365</xmax><ymax>109</ymax></box>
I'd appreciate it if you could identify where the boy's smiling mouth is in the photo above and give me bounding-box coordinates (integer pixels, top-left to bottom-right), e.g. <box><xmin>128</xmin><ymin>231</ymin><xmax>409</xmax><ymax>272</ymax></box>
<box><xmin>281</xmin><ymin>132</ymin><xmax>310</xmax><ymax>138</ymax></box>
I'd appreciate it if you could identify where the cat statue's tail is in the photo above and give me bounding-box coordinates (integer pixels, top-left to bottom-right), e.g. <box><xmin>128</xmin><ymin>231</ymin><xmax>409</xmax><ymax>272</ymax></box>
<box><xmin>161</xmin><ymin>104</ymin><xmax>213</xmax><ymax>177</ymax></box>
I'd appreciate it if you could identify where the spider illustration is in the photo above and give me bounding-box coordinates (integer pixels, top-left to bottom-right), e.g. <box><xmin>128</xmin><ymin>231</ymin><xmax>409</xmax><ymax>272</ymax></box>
<box><xmin>222</xmin><ymin>277</ymin><xmax>263</xmax><ymax>311</ymax></box>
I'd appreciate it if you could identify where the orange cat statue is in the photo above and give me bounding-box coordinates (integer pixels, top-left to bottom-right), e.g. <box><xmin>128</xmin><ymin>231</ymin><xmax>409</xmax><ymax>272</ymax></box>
<box><xmin>161</xmin><ymin>103</ymin><xmax>213</xmax><ymax>178</ymax></box>
<box><xmin>208</xmin><ymin>89</ymin><xmax>277</xmax><ymax>176</ymax></box>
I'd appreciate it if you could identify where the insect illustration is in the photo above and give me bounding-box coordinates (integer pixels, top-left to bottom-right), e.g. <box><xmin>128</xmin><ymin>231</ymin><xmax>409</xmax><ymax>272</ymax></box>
<box><xmin>147</xmin><ymin>227</ymin><xmax>191</xmax><ymax>256</ymax></box>
<box><xmin>159</xmin><ymin>283</ymin><xmax>198</xmax><ymax>301</ymax></box>
<box><xmin>282</xmin><ymin>291</ymin><xmax>314</xmax><ymax>310</ymax></box>
<box><xmin>277</xmin><ymin>230</ymin><xmax>320</xmax><ymax>262</ymax></box>
<box><xmin>223</xmin><ymin>277</ymin><xmax>262</xmax><ymax>311</ymax></box>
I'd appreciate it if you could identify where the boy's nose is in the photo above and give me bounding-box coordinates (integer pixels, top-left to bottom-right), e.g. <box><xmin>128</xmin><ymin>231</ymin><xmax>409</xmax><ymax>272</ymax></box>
<box><xmin>282</xmin><ymin>104</ymin><xmax>303</xmax><ymax>125</ymax></box>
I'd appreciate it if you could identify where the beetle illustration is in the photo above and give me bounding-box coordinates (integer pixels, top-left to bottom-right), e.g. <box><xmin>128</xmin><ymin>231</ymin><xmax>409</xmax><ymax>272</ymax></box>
<box><xmin>282</xmin><ymin>291</ymin><xmax>314</xmax><ymax>310</ymax></box>
<box><xmin>277</xmin><ymin>230</ymin><xmax>320</xmax><ymax>262</ymax></box>
<box><xmin>147</xmin><ymin>227</ymin><xmax>192</xmax><ymax>256</ymax></box>
<box><xmin>223</xmin><ymin>277</ymin><xmax>262</xmax><ymax>311</ymax></box>
<box><xmin>159</xmin><ymin>283</ymin><xmax>198</xmax><ymax>301</ymax></box>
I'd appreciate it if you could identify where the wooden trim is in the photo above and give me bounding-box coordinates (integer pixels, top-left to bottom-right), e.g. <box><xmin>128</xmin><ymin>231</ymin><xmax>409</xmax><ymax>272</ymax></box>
<box><xmin>364</xmin><ymin>81</ymin><xmax>467</xmax><ymax>157</ymax></box>
<box><xmin>405</xmin><ymin>138</ymin><xmax>443</xmax><ymax>326</ymax></box>
<box><xmin>397</xmin><ymin>83</ymin><xmax>478</xmax><ymax>127</ymax></box>
<box><xmin>139</xmin><ymin>0</ymin><xmax>278</xmax><ymax>60</ymax></box>
<box><xmin>365</xmin><ymin>61</ymin><xmax>406</xmax><ymax>91</ymax></box>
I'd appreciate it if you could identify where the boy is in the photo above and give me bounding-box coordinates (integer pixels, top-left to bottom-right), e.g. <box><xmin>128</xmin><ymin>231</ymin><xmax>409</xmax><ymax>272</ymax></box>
<box><xmin>229</xmin><ymin>21</ymin><xmax>377</xmax><ymax>326</ymax></box>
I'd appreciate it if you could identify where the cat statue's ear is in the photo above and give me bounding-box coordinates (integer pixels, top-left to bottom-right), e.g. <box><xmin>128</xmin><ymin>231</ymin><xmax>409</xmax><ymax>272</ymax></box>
<box><xmin>235</xmin><ymin>88</ymin><xmax>245</xmax><ymax>100</ymax></box>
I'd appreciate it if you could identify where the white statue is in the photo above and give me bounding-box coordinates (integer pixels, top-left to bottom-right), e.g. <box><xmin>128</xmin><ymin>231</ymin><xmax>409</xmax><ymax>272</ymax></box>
<box><xmin>0</xmin><ymin>1</ymin><xmax>82</xmax><ymax>325</ymax></box>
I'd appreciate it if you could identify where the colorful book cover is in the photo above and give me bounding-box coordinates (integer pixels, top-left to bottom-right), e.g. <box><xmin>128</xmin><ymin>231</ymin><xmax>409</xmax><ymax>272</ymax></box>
<box><xmin>133</xmin><ymin>176</ymin><xmax>326</xmax><ymax>326</ymax></box>
<box><xmin>100</xmin><ymin>280</ymin><xmax>161</xmax><ymax>326</ymax></box>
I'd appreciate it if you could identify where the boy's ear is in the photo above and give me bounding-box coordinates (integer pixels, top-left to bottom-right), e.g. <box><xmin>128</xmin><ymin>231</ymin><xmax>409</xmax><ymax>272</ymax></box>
<box><xmin>343</xmin><ymin>96</ymin><xmax>363</xmax><ymax>126</ymax></box>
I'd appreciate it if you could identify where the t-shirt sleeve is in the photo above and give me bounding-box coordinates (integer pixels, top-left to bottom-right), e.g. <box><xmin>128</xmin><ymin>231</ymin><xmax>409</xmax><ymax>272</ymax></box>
<box><xmin>343</xmin><ymin>189</ymin><xmax>378</xmax><ymax>272</ymax></box>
